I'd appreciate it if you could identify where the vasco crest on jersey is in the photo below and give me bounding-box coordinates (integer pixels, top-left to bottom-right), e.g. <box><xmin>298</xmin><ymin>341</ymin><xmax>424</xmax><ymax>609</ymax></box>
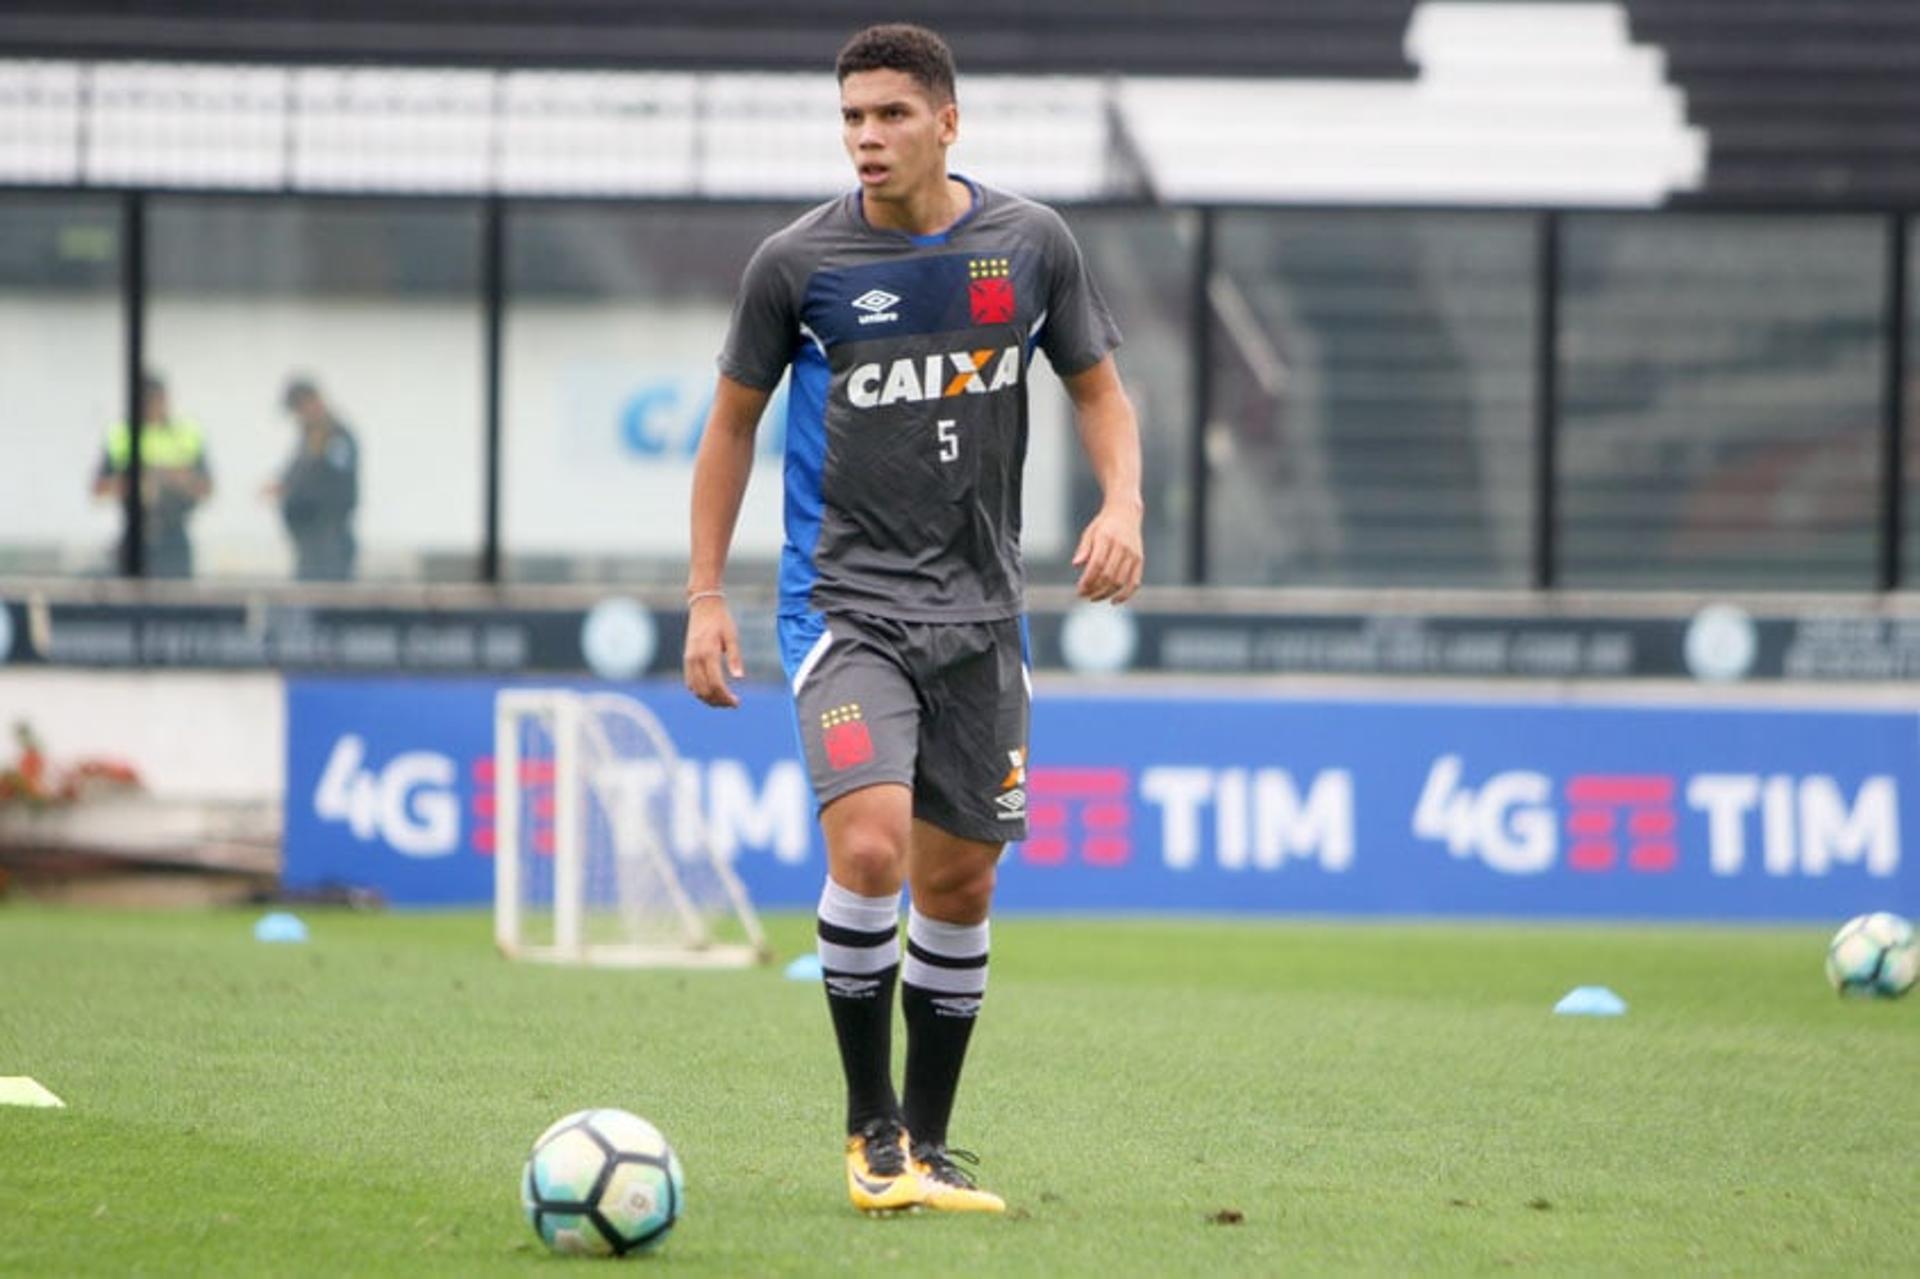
<box><xmin>967</xmin><ymin>256</ymin><xmax>1016</xmax><ymax>325</ymax></box>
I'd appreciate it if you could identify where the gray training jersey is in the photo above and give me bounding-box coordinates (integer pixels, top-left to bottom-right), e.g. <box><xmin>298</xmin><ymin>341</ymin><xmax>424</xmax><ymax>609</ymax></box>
<box><xmin>717</xmin><ymin>177</ymin><xmax>1120</xmax><ymax>623</ymax></box>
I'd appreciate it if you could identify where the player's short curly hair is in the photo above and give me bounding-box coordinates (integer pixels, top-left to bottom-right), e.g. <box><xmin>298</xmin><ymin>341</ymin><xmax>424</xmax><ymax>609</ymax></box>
<box><xmin>835</xmin><ymin>23</ymin><xmax>956</xmax><ymax>104</ymax></box>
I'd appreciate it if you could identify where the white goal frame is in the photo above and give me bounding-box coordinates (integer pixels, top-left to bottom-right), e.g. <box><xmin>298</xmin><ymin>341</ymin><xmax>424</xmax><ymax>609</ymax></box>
<box><xmin>492</xmin><ymin>688</ymin><xmax>769</xmax><ymax>968</ymax></box>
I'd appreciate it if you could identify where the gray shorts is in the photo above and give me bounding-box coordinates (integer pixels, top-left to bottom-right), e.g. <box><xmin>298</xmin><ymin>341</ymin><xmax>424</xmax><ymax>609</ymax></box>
<box><xmin>778</xmin><ymin>611</ymin><xmax>1030</xmax><ymax>844</ymax></box>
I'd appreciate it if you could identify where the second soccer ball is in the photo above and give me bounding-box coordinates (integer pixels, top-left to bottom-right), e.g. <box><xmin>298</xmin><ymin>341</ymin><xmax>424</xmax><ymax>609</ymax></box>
<box><xmin>1825</xmin><ymin>912</ymin><xmax>1918</xmax><ymax>999</ymax></box>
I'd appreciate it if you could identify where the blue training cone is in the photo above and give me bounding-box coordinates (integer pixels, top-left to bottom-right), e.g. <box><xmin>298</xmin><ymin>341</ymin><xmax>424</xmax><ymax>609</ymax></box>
<box><xmin>1553</xmin><ymin>985</ymin><xmax>1626</xmax><ymax>1016</ymax></box>
<box><xmin>253</xmin><ymin>912</ymin><xmax>310</xmax><ymax>944</ymax></box>
<box><xmin>783</xmin><ymin>953</ymin><xmax>823</xmax><ymax>981</ymax></box>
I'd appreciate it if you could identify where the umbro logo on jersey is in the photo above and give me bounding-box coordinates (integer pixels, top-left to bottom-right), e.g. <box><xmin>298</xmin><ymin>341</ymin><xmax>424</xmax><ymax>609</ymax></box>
<box><xmin>851</xmin><ymin>288</ymin><xmax>902</xmax><ymax>325</ymax></box>
<box><xmin>848</xmin><ymin>346</ymin><xmax>1022</xmax><ymax>408</ymax></box>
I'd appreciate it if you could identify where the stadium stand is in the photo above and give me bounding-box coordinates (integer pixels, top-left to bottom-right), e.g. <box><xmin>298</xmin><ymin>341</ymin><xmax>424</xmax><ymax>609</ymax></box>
<box><xmin>1209</xmin><ymin>212</ymin><xmax>1537</xmax><ymax>587</ymax></box>
<box><xmin>1556</xmin><ymin>214</ymin><xmax>1887</xmax><ymax>588</ymax></box>
<box><xmin>0</xmin><ymin>1</ymin><xmax>1422</xmax><ymax>78</ymax></box>
<box><xmin>1626</xmin><ymin>0</ymin><xmax>1920</xmax><ymax>205</ymax></box>
<box><xmin>3</xmin><ymin>0</ymin><xmax>1917</xmax><ymax>203</ymax></box>
<box><xmin>1122</xmin><ymin>3</ymin><xmax>1704</xmax><ymax>205</ymax></box>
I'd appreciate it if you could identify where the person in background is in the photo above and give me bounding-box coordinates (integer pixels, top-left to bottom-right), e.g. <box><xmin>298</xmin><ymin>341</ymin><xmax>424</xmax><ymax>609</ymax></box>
<box><xmin>266</xmin><ymin>376</ymin><xmax>359</xmax><ymax>581</ymax></box>
<box><xmin>92</xmin><ymin>372</ymin><xmax>213</xmax><ymax>579</ymax></box>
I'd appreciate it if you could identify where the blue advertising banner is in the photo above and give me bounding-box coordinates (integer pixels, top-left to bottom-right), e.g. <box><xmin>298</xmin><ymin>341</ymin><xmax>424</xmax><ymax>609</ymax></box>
<box><xmin>284</xmin><ymin>679</ymin><xmax>1919</xmax><ymax>920</ymax></box>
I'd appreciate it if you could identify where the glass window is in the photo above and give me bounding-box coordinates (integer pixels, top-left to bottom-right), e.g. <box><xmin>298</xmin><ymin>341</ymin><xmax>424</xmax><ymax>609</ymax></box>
<box><xmin>0</xmin><ymin>195</ymin><xmax>125</xmax><ymax>577</ymax></box>
<box><xmin>1558</xmin><ymin>215</ymin><xmax>1884</xmax><ymax>590</ymax></box>
<box><xmin>501</xmin><ymin>202</ymin><xmax>1189</xmax><ymax>589</ymax></box>
<box><xmin>1026</xmin><ymin>207</ymin><xmax>1194</xmax><ymax>588</ymax></box>
<box><xmin>1904</xmin><ymin>217</ymin><xmax>1920</xmax><ymax>587</ymax></box>
<box><xmin>1207</xmin><ymin>211</ymin><xmax>1537</xmax><ymax>587</ymax></box>
<box><xmin>501</xmin><ymin>203</ymin><xmax>805</xmax><ymax>586</ymax></box>
<box><xmin>146</xmin><ymin>197</ymin><xmax>484</xmax><ymax>582</ymax></box>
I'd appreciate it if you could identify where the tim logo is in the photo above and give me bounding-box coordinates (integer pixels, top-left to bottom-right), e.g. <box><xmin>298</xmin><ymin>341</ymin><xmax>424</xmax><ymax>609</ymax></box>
<box><xmin>851</xmin><ymin>288</ymin><xmax>901</xmax><ymax>326</ymax></box>
<box><xmin>1023</xmin><ymin>767</ymin><xmax>1132</xmax><ymax>867</ymax></box>
<box><xmin>967</xmin><ymin>257</ymin><xmax>1015</xmax><ymax>324</ymax></box>
<box><xmin>469</xmin><ymin>754</ymin><xmax>556</xmax><ymax>857</ymax></box>
<box><xmin>1564</xmin><ymin>774</ymin><xmax>1676</xmax><ymax>873</ymax></box>
<box><xmin>1415</xmin><ymin>755</ymin><xmax>1901</xmax><ymax>878</ymax></box>
<box><xmin>1020</xmin><ymin>764</ymin><xmax>1354</xmax><ymax>873</ymax></box>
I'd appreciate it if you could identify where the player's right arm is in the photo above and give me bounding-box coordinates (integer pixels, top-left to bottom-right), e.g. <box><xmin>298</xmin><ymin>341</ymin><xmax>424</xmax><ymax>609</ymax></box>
<box><xmin>684</xmin><ymin>374</ymin><xmax>772</xmax><ymax>709</ymax></box>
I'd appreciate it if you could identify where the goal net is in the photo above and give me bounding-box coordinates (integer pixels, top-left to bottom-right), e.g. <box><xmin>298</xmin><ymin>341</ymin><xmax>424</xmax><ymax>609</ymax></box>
<box><xmin>492</xmin><ymin>688</ymin><xmax>770</xmax><ymax>968</ymax></box>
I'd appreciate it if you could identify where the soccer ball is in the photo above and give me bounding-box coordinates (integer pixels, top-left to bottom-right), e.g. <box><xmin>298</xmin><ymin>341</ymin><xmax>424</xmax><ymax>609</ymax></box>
<box><xmin>1825</xmin><ymin>912</ymin><xmax>1918</xmax><ymax>999</ymax></box>
<box><xmin>522</xmin><ymin>1108</ymin><xmax>685</xmax><ymax>1256</ymax></box>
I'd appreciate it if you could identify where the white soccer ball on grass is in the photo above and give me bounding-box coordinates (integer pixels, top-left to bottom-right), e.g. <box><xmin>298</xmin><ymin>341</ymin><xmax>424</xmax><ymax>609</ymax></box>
<box><xmin>522</xmin><ymin>1108</ymin><xmax>685</xmax><ymax>1256</ymax></box>
<box><xmin>1825</xmin><ymin>912</ymin><xmax>1918</xmax><ymax>999</ymax></box>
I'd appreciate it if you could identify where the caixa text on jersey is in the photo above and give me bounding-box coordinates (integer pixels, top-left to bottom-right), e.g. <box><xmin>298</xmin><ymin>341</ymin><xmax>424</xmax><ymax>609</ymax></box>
<box><xmin>846</xmin><ymin>346</ymin><xmax>1022</xmax><ymax>408</ymax></box>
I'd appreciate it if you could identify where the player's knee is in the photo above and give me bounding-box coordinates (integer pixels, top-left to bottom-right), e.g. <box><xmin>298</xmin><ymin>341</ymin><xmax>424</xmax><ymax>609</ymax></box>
<box><xmin>830</xmin><ymin>821</ymin><xmax>909</xmax><ymax>894</ymax></box>
<box><xmin>918</xmin><ymin>861</ymin><xmax>996</xmax><ymax>922</ymax></box>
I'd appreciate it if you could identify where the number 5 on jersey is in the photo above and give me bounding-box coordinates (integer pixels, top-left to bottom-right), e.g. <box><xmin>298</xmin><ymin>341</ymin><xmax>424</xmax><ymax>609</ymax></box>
<box><xmin>937</xmin><ymin>418</ymin><xmax>959</xmax><ymax>463</ymax></box>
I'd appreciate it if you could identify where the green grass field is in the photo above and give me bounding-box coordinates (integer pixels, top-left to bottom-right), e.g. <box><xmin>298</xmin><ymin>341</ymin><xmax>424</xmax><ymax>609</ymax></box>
<box><xmin>2</xmin><ymin>906</ymin><xmax>1916</xmax><ymax>1275</ymax></box>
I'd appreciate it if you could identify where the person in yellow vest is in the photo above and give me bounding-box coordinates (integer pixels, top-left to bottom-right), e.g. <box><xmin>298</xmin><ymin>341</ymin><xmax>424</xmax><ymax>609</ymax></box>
<box><xmin>91</xmin><ymin>373</ymin><xmax>213</xmax><ymax>578</ymax></box>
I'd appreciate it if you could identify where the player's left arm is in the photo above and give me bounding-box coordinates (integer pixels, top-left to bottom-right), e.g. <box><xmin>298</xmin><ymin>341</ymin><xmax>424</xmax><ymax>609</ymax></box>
<box><xmin>1062</xmin><ymin>354</ymin><xmax>1144</xmax><ymax>604</ymax></box>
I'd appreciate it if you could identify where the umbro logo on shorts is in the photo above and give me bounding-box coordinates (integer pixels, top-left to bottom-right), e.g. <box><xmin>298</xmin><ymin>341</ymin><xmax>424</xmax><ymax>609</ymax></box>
<box><xmin>851</xmin><ymin>288</ymin><xmax>901</xmax><ymax>325</ymax></box>
<box><xmin>996</xmin><ymin>748</ymin><xmax>1027</xmax><ymax>819</ymax></box>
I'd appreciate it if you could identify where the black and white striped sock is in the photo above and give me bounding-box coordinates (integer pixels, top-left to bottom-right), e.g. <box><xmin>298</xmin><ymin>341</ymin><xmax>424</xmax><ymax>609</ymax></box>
<box><xmin>816</xmin><ymin>878</ymin><xmax>902</xmax><ymax>1134</ymax></box>
<box><xmin>901</xmin><ymin>907</ymin><xmax>989</xmax><ymax>1149</ymax></box>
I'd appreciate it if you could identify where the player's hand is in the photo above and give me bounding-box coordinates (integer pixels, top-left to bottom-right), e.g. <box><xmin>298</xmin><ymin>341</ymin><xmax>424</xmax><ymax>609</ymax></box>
<box><xmin>1071</xmin><ymin>499</ymin><xmax>1144</xmax><ymax>604</ymax></box>
<box><xmin>683</xmin><ymin>596</ymin><xmax>744</xmax><ymax>708</ymax></box>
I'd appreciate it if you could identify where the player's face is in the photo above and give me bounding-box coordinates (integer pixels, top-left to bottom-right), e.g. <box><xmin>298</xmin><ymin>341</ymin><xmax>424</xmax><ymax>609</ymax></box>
<box><xmin>840</xmin><ymin>70</ymin><xmax>956</xmax><ymax>203</ymax></box>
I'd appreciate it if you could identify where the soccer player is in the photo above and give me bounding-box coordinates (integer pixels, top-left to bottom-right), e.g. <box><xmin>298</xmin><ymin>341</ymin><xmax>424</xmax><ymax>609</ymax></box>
<box><xmin>684</xmin><ymin>22</ymin><xmax>1143</xmax><ymax>1215</ymax></box>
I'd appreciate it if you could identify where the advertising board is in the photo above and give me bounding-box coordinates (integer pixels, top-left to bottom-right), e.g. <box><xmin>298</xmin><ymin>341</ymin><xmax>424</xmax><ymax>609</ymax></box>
<box><xmin>284</xmin><ymin>679</ymin><xmax>1916</xmax><ymax>920</ymax></box>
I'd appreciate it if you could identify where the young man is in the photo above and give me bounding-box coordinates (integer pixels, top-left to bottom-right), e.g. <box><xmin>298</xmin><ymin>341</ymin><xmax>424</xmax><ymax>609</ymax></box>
<box><xmin>684</xmin><ymin>23</ymin><xmax>1143</xmax><ymax>1215</ymax></box>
